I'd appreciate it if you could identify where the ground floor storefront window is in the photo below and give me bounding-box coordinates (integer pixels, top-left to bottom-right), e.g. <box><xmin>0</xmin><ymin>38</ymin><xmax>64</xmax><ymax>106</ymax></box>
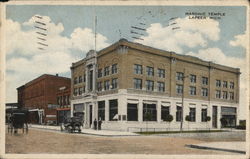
<box><xmin>109</xmin><ymin>99</ymin><xmax>118</xmax><ymax>121</ymax></box>
<box><xmin>98</xmin><ymin>101</ymin><xmax>105</xmax><ymax>121</ymax></box>
<box><xmin>161</xmin><ymin>106</ymin><xmax>170</xmax><ymax>121</ymax></box>
<box><xmin>221</xmin><ymin>107</ymin><xmax>237</xmax><ymax>128</ymax></box>
<box><xmin>127</xmin><ymin>103</ymin><xmax>138</xmax><ymax>121</ymax></box>
<box><xmin>143</xmin><ymin>103</ymin><xmax>157</xmax><ymax>121</ymax></box>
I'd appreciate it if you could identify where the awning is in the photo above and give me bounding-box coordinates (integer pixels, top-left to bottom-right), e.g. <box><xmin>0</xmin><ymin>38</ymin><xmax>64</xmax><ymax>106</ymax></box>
<box><xmin>189</xmin><ymin>104</ymin><xmax>196</xmax><ymax>108</ymax></box>
<box><xmin>143</xmin><ymin>100</ymin><xmax>157</xmax><ymax>105</ymax></box>
<box><xmin>127</xmin><ymin>99</ymin><xmax>139</xmax><ymax>104</ymax></box>
<box><xmin>161</xmin><ymin>102</ymin><xmax>171</xmax><ymax>107</ymax></box>
<box><xmin>56</xmin><ymin>107</ymin><xmax>71</xmax><ymax>111</ymax></box>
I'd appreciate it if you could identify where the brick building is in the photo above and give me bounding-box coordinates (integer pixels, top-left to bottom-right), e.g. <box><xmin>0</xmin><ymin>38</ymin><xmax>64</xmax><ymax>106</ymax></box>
<box><xmin>56</xmin><ymin>86</ymin><xmax>71</xmax><ymax>124</ymax></box>
<box><xmin>70</xmin><ymin>39</ymin><xmax>240</xmax><ymax>131</ymax></box>
<box><xmin>17</xmin><ymin>74</ymin><xmax>71</xmax><ymax>124</ymax></box>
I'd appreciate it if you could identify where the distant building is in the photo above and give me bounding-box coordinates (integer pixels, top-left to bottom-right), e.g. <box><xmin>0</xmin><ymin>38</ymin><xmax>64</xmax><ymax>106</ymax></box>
<box><xmin>56</xmin><ymin>86</ymin><xmax>71</xmax><ymax>125</ymax></box>
<box><xmin>17</xmin><ymin>74</ymin><xmax>71</xmax><ymax>124</ymax></box>
<box><xmin>70</xmin><ymin>39</ymin><xmax>240</xmax><ymax>131</ymax></box>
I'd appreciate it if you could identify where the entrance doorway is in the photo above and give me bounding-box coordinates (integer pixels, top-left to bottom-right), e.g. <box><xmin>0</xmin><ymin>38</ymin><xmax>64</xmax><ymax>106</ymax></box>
<box><xmin>89</xmin><ymin>105</ymin><xmax>92</xmax><ymax>128</ymax></box>
<box><xmin>212</xmin><ymin>106</ymin><xmax>217</xmax><ymax>128</ymax></box>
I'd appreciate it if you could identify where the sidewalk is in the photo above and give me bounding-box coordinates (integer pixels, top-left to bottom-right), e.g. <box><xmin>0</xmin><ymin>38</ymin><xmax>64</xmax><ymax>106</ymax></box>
<box><xmin>29</xmin><ymin>124</ymin><xmax>139</xmax><ymax>136</ymax></box>
<box><xmin>186</xmin><ymin>141</ymin><xmax>246</xmax><ymax>154</ymax></box>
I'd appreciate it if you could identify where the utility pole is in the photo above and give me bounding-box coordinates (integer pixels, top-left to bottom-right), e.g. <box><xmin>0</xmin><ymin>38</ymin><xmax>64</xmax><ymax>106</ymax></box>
<box><xmin>180</xmin><ymin>69</ymin><xmax>188</xmax><ymax>132</ymax></box>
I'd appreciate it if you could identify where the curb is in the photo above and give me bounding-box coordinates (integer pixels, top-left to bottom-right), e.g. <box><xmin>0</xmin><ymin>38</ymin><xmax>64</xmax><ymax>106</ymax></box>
<box><xmin>185</xmin><ymin>144</ymin><xmax>245</xmax><ymax>154</ymax></box>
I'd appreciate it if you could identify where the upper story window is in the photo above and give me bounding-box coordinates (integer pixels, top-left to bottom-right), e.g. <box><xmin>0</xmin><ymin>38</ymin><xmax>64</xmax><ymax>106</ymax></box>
<box><xmin>111</xmin><ymin>64</ymin><xmax>118</xmax><ymax>74</ymax></box>
<box><xmin>73</xmin><ymin>88</ymin><xmax>78</xmax><ymax>96</ymax></box>
<box><xmin>111</xmin><ymin>78</ymin><xmax>118</xmax><ymax>89</ymax></box>
<box><xmin>157</xmin><ymin>82</ymin><xmax>165</xmax><ymax>92</ymax></box>
<box><xmin>104</xmin><ymin>66</ymin><xmax>110</xmax><ymax>76</ymax></box>
<box><xmin>74</xmin><ymin>77</ymin><xmax>78</xmax><ymax>84</ymax></box>
<box><xmin>190</xmin><ymin>74</ymin><xmax>196</xmax><ymax>83</ymax></box>
<box><xmin>83</xmin><ymin>74</ymin><xmax>86</xmax><ymax>82</ymax></box>
<box><xmin>202</xmin><ymin>77</ymin><xmax>208</xmax><ymax>85</ymax></box>
<box><xmin>176</xmin><ymin>84</ymin><xmax>183</xmax><ymax>94</ymax></box>
<box><xmin>146</xmin><ymin>66</ymin><xmax>154</xmax><ymax>76</ymax></box>
<box><xmin>78</xmin><ymin>76</ymin><xmax>83</xmax><ymax>83</ymax></box>
<box><xmin>229</xmin><ymin>92</ymin><xmax>234</xmax><ymax>100</ymax></box>
<box><xmin>97</xmin><ymin>82</ymin><xmax>102</xmax><ymax>91</ymax></box>
<box><xmin>134</xmin><ymin>64</ymin><xmax>142</xmax><ymax>74</ymax></box>
<box><xmin>215</xmin><ymin>90</ymin><xmax>221</xmax><ymax>98</ymax></box>
<box><xmin>104</xmin><ymin>80</ymin><xmax>110</xmax><ymax>90</ymax></box>
<box><xmin>189</xmin><ymin>86</ymin><xmax>196</xmax><ymax>95</ymax></box>
<box><xmin>158</xmin><ymin>68</ymin><xmax>165</xmax><ymax>78</ymax></box>
<box><xmin>98</xmin><ymin>69</ymin><xmax>102</xmax><ymax>78</ymax></box>
<box><xmin>146</xmin><ymin>80</ymin><xmax>154</xmax><ymax>91</ymax></box>
<box><xmin>201</xmin><ymin>88</ymin><xmax>208</xmax><ymax>97</ymax></box>
<box><xmin>176</xmin><ymin>72</ymin><xmax>184</xmax><ymax>81</ymax></box>
<box><xmin>134</xmin><ymin>78</ymin><xmax>142</xmax><ymax>89</ymax></box>
<box><xmin>78</xmin><ymin>87</ymin><xmax>83</xmax><ymax>95</ymax></box>
<box><xmin>230</xmin><ymin>82</ymin><xmax>234</xmax><ymax>89</ymax></box>
<box><xmin>223</xmin><ymin>81</ymin><xmax>228</xmax><ymax>88</ymax></box>
<box><xmin>222</xmin><ymin>91</ymin><xmax>228</xmax><ymax>99</ymax></box>
<box><xmin>216</xmin><ymin>80</ymin><xmax>221</xmax><ymax>87</ymax></box>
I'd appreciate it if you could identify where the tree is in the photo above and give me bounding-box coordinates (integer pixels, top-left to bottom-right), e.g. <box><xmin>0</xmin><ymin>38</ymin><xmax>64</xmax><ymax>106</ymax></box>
<box><xmin>185</xmin><ymin>115</ymin><xmax>190</xmax><ymax>130</ymax></box>
<box><xmin>164</xmin><ymin>114</ymin><xmax>173</xmax><ymax>131</ymax></box>
<box><xmin>220</xmin><ymin>117</ymin><xmax>227</xmax><ymax>128</ymax></box>
<box><xmin>206</xmin><ymin>116</ymin><xmax>211</xmax><ymax>130</ymax></box>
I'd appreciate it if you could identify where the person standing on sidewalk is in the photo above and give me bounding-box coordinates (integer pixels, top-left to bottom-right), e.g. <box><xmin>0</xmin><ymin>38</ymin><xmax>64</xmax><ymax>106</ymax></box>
<box><xmin>93</xmin><ymin>119</ymin><xmax>97</xmax><ymax>130</ymax></box>
<box><xmin>98</xmin><ymin>118</ymin><xmax>102</xmax><ymax>130</ymax></box>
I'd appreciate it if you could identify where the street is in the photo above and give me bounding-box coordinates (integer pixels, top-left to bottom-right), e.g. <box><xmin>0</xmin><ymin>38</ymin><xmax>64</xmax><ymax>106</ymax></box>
<box><xmin>5</xmin><ymin>128</ymin><xmax>245</xmax><ymax>154</ymax></box>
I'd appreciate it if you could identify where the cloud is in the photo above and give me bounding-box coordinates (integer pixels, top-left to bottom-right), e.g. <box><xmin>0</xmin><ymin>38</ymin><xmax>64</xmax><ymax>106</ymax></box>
<box><xmin>6</xmin><ymin>15</ymin><xmax>110</xmax><ymax>102</ymax></box>
<box><xmin>134</xmin><ymin>17</ymin><xmax>220</xmax><ymax>53</ymax></box>
<box><xmin>229</xmin><ymin>32</ymin><xmax>247</xmax><ymax>48</ymax></box>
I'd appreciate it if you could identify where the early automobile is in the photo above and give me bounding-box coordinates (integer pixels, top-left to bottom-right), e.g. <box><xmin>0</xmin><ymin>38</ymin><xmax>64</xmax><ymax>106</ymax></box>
<box><xmin>61</xmin><ymin>116</ymin><xmax>83</xmax><ymax>133</ymax></box>
<box><xmin>7</xmin><ymin>109</ymin><xmax>29</xmax><ymax>134</ymax></box>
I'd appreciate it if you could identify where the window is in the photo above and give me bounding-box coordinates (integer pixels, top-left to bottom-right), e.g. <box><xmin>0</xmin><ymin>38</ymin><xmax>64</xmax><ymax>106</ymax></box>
<box><xmin>134</xmin><ymin>64</ymin><xmax>142</xmax><ymax>74</ymax></box>
<box><xmin>146</xmin><ymin>66</ymin><xmax>154</xmax><ymax>76</ymax></box>
<box><xmin>74</xmin><ymin>77</ymin><xmax>78</xmax><ymax>84</ymax></box>
<box><xmin>143</xmin><ymin>104</ymin><xmax>157</xmax><ymax>121</ymax></box>
<box><xmin>216</xmin><ymin>80</ymin><xmax>221</xmax><ymax>87</ymax></box>
<box><xmin>229</xmin><ymin>92</ymin><xmax>234</xmax><ymax>100</ymax></box>
<box><xmin>83</xmin><ymin>74</ymin><xmax>86</xmax><ymax>82</ymax></box>
<box><xmin>176</xmin><ymin>106</ymin><xmax>182</xmax><ymax>122</ymax></box>
<box><xmin>111</xmin><ymin>64</ymin><xmax>118</xmax><ymax>74</ymax></box>
<box><xmin>78</xmin><ymin>87</ymin><xmax>83</xmax><ymax>95</ymax></box>
<box><xmin>146</xmin><ymin>80</ymin><xmax>154</xmax><ymax>91</ymax></box>
<box><xmin>202</xmin><ymin>77</ymin><xmax>208</xmax><ymax>85</ymax></box>
<box><xmin>73</xmin><ymin>88</ymin><xmax>78</xmax><ymax>96</ymax></box>
<box><xmin>223</xmin><ymin>91</ymin><xmax>228</xmax><ymax>99</ymax></box>
<box><xmin>134</xmin><ymin>78</ymin><xmax>142</xmax><ymax>89</ymax></box>
<box><xmin>158</xmin><ymin>68</ymin><xmax>165</xmax><ymax>78</ymax></box>
<box><xmin>223</xmin><ymin>81</ymin><xmax>228</xmax><ymax>88</ymax></box>
<box><xmin>78</xmin><ymin>76</ymin><xmax>83</xmax><ymax>83</ymax></box>
<box><xmin>201</xmin><ymin>108</ymin><xmax>207</xmax><ymax>122</ymax></box>
<box><xmin>104</xmin><ymin>66</ymin><xmax>109</xmax><ymax>76</ymax></box>
<box><xmin>109</xmin><ymin>99</ymin><xmax>118</xmax><ymax>121</ymax></box>
<box><xmin>215</xmin><ymin>90</ymin><xmax>221</xmax><ymax>98</ymax></box>
<box><xmin>161</xmin><ymin>106</ymin><xmax>170</xmax><ymax>121</ymax></box>
<box><xmin>176</xmin><ymin>84</ymin><xmax>183</xmax><ymax>94</ymax></box>
<box><xmin>111</xmin><ymin>78</ymin><xmax>118</xmax><ymax>89</ymax></box>
<box><xmin>104</xmin><ymin>80</ymin><xmax>110</xmax><ymax>90</ymax></box>
<box><xmin>83</xmin><ymin>86</ymin><xmax>85</xmax><ymax>93</ymax></box>
<box><xmin>98</xmin><ymin>101</ymin><xmax>105</xmax><ymax>121</ymax></box>
<box><xmin>127</xmin><ymin>103</ymin><xmax>138</xmax><ymax>121</ymax></box>
<box><xmin>190</xmin><ymin>74</ymin><xmax>196</xmax><ymax>83</ymax></box>
<box><xmin>189</xmin><ymin>86</ymin><xmax>196</xmax><ymax>95</ymax></box>
<box><xmin>189</xmin><ymin>108</ymin><xmax>196</xmax><ymax>122</ymax></box>
<box><xmin>157</xmin><ymin>82</ymin><xmax>165</xmax><ymax>92</ymax></box>
<box><xmin>97</xmin><ymin>82</ymin><xmax>102</xmax><ymax>91</ymax></box>
<box><xmin>202</xmin><ymin>88</ymin><xmax>208</xmax><ymax>97</ymax></box>
<box><xmin>98</xmin><ymin>69</ymin><xmax>102</xmax><ymax>78</ymax></box>
<box><xmin>176</xmin><ymin>72</ymin><xmax>184</xmax><ymax>81</ymax></box>
<box><xmin>230</xmin><ymin>82</ymin><xmax>234</xmax><ymax>89</ymax></box>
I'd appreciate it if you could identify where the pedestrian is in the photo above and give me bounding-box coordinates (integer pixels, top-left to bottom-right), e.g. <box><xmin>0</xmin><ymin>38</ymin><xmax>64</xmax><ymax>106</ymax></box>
<box><xmin>98</xmin><ymin>118</ymin><xmax>102</xmax><ymax>130</ymax></box>
<box><xmin>93</xmin><ymin>119</ymin><xmax>97</xmax><ymax>130</ymax></box>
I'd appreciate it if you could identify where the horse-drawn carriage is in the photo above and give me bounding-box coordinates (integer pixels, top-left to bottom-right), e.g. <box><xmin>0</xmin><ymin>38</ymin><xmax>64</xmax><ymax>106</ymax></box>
<box><xmin>7</xmin><ymin>109</ymin><xmax>29</xmax><ymax>134</ymax></box>
<box><xmin>60</xmin><ymin>116</ymin><xmax>83</xmax><ymax>133</ymax></box>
